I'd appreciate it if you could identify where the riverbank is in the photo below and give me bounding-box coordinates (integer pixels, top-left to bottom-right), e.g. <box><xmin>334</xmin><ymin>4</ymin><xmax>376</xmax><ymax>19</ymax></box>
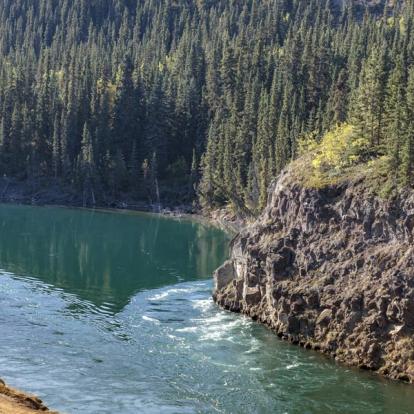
<box><xmin>0</xmin><ymin>176</ymin><xmax>197</xmax><ymax>214</ymax></box>
<box><xmin>0</xmin><ymin>175</ymin><xmax>250</xmax><ymax>235</ymax></box>
<box><xmin>213</xmin><ymin>160</ymin><xmax>414</xmax><ymax>383</ymax></box>
<box><xmin>0</xmin><ymin>380</ymin><xmax>56</xmax><ymax>413</ymax></box>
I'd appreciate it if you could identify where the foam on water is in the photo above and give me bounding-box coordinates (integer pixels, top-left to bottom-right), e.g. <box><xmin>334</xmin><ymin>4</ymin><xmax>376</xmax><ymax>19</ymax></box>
<box><xmin>142</xmin><ymin>315</ymin><xmax>161</xmax><ymax>324</ymax></box>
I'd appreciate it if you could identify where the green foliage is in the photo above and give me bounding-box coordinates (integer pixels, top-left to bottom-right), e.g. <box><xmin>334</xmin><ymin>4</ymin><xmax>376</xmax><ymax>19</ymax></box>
<box><xmin>298</xmin><ymin>131</ymin><xmax>319</xmax><ymax>157</ymax></box>
<box><xmin>350</xmin><ymin>47</ymin><xmax>387</xmax><ymax>148</ymax></box>
<box><xmin>299</xmin><ymin>124</ymin><xmax>370</xmax><ymax>187</ymax></box>
<box><xmin>0</xmin><ymin>0</ymin><xmax>412</xmax><ymax>211</ymax></box>
<box><xmin>166</xmin><ymin>157</ymin><xmax>188</xmax><ymax>179</ymax></box>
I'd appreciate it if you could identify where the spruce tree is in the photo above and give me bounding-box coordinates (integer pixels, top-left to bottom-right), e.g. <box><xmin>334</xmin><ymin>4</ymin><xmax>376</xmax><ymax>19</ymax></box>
<box><xmin>351</xmin><ymin>47</ymin><xmax>387</xmax><ymax>150</ymax></box>
<box><xmin>385</xmin><ymin>59</ymin><xmax>406</xmax><ymax>179</ymax></box>
<box><xmin>401</xmin><ymin>66</ymin><xmax>414</xmax><ymax>186</ymax></box>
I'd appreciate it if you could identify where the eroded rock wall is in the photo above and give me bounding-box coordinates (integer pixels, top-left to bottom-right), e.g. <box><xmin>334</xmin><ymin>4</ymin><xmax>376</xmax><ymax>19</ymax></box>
<box><xmin>213</xmin><ymin>170</ymin><xmax>414</xmax><ymax>382</ymax></box>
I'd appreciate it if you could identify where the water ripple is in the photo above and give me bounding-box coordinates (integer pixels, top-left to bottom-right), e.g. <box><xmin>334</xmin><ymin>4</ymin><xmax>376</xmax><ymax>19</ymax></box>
<box><xmin>1</xmin><ymin>273</ymin><xmax>414</xmax><ymax>414</ymax></box>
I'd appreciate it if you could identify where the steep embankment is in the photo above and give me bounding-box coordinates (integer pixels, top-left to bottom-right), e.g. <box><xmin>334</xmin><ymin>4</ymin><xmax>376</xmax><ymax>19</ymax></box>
<box><xmin>213</xmin><ymin>166</ymin><xmax>414</xmax><ymax>382</ymax></box>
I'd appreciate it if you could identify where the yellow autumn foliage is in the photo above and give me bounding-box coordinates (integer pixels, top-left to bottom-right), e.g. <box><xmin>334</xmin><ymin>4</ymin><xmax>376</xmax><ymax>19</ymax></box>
<box><xmin>298</xmin><ymin>124</ymin><xmax>370</xmax><ymax>187</ymax></box>
<box><xmin>312</xmin><ymin>124</ymin><xmax>355</xmax><ymax>171</ymax></box>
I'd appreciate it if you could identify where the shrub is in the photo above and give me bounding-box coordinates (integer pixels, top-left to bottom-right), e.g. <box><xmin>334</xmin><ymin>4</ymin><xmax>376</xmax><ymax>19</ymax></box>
<box><xmin>298</xmin><ymin>124</ymin><xmax>370</xmax><ymax>187</ymax></box>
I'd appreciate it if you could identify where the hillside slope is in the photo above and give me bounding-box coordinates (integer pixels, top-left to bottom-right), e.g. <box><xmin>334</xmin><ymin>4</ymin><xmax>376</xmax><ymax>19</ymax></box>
<box><xmin>213</xmin><ymin>165</ymin><xmax>414</xmax><ymax>382</ymax></box>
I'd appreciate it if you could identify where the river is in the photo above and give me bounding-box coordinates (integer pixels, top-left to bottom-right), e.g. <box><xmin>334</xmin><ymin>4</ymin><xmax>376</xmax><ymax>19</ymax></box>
<box><xmin>0</xmin><ymin>204</ymin><xmax>413</xmax><ymax>413</ymax></box>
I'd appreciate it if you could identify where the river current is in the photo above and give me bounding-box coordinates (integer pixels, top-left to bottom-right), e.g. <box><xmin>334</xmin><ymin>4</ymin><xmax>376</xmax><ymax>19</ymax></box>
<box><xmin>0</xmin><ymin>204</ymin><xmax>412</xmax><ymax>413</ymax></box>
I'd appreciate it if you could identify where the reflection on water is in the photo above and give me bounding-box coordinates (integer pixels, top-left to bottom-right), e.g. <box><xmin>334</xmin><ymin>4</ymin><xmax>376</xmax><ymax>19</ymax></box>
<box><xmin>0</xmin><ymin>204</ymin><xmax>229</xmax><ymax>312</ymax></box>
<box><xmin>0</xmin><ymin>204</ymin><xmax>413</xmax><ymax>414</ymax></box>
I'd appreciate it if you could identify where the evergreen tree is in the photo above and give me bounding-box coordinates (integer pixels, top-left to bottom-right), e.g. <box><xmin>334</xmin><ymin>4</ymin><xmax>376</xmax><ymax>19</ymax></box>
<box><xmin>351</xmin><ymin>48</ymin><xmax>387</xmax><ymax>150</ymax></box>
<box><xmin>0</xmin><ymin>0</ymin><xmax>410</xmax><ymax>212</ymax></box>
<box><xmin>385</xmin><ymin>59</ymin><xmax>406</xmax><ymax>178</ymax></box>
<box><xmin>401</xmin><ymin>66</ymin><xmax>414</xmax><ymax>186</ymax></box>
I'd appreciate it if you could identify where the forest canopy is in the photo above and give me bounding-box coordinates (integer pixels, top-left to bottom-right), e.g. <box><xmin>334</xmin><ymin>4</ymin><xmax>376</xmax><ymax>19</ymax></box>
<box><xmin>0</xmin><ymin>0</ymin><xmax>413</xmax><ymax>213</ymax></box>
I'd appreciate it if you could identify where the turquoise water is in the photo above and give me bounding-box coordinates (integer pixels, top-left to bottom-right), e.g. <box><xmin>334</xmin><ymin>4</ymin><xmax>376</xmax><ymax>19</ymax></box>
<box><xmin>0</xmin><ymin>204</ymin><xmax>413</xmax><ymax>413</ymax></box>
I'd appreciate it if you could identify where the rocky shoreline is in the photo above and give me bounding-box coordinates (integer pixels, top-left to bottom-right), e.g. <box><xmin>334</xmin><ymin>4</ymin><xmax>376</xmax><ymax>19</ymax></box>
<box><xmin>0</xmin><ymin>176</ymin><xmax>197</xmax><ymax>214</ymax></box>
<box><xmin>0</xmin><ymin>379</ymin><xmax>56</xmax><ymax>413</ymax></box>
<box><xmin>213</xmin><ymin>166</ymin><xmax>414</xmax><ymax>383</ymax></box>
<box><xmin>0</xmin><ymin>176</ymin><xmax>250</xmax><ymax>236</ymax></box>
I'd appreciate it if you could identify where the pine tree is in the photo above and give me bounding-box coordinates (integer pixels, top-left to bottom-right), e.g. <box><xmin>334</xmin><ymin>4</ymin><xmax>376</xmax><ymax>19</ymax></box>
<box><xmin>0</xmin><ymin>0</ymin><xmax>411</xmax><ymax>212</ymax></box>
<box><xmin>52</xmin><ymin>116</ymin><xmax>61</xmax><ymax>179</ymax></box>
<box><xmin>385</xmin><ymin>59</ymin><xmax>406</xmax><ymax>179</ymax></box>
<box><xmin>81</xmin><ymin>122</ymin><xmax>94</xmax><ymax>178</ymax></box>
<box><xmin>254</xmin><ymin>89</ymin><xmax>273</xmax><ymax>210</ymax></box>
<box><xmin>351</xmin><ymin>47</ymin><xmax>387</xmax><ymax>150</ymax></box>
<box><xmin>275</xmin><ymin>87</ymin><xmax>292</xmax><ymax>174</ymax></box>
<box><xmin>401</xmin><ymin>66</ymin><xmax>414</xmax><ymax>186</ymax></box>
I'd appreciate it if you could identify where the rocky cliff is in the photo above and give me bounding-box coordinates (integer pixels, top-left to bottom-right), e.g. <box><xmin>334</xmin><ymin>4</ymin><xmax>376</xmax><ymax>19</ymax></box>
<box><xmin>213</xmin><ymin>167</ymin><xmax>414</xmax><ymax>382</ymax></box>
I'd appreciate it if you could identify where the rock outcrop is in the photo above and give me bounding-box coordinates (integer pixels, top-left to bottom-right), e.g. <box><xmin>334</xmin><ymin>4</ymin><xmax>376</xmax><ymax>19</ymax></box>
<box><xmin>213</xmin><ymin>167</ymin><xmax>414</xmax><ymax>383</ymax></box>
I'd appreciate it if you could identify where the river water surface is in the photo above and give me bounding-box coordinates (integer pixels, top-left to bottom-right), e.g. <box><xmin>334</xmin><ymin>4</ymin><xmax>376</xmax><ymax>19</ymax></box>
<box><xmin>0</xmin><ymin>204</ymin><xmax>413</xmax><ymax>413</ymax></box>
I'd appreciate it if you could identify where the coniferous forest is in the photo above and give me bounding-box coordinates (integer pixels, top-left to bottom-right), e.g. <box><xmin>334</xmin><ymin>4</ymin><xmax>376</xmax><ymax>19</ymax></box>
<box><xmin>0</xmin><ymin>0</ymin><xmax>414</xmax><ymax>213</ymax></box>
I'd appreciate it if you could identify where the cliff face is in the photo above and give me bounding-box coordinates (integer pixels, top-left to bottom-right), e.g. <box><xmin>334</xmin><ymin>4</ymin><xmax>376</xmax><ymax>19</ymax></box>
<box><xmin>213</xmin><ymin>168</ymin><xmax>414</xmax><ymax>382</ymax></box>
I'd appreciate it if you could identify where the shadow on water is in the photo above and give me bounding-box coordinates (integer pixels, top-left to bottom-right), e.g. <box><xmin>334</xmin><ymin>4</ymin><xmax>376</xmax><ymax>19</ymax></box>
<box><xmin>0</xmin><ymin>204</ymin><xmax>230</xmax><ymax>313</ymax></box>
